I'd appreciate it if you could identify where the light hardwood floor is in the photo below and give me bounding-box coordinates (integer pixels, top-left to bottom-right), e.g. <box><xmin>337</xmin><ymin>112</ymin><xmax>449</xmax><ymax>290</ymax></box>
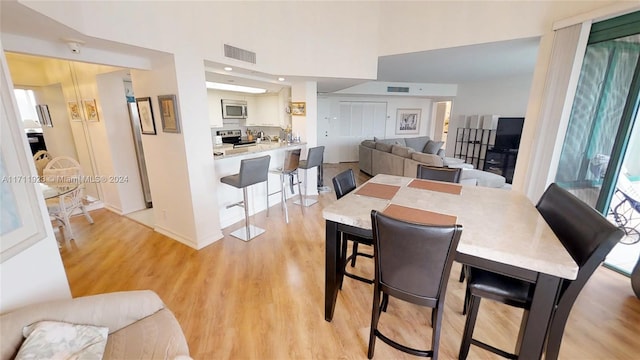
<box><xmin>59</xmin><ymin>163</ymin><xmax>640</xmax><ymax>359</ymax></box>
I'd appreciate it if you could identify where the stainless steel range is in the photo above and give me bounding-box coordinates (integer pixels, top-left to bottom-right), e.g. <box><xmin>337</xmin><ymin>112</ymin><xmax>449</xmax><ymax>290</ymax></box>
<box><xmin>216</xmin><ymin>129</ymin><xmax>256</xmax><ymax>148</ymax></box>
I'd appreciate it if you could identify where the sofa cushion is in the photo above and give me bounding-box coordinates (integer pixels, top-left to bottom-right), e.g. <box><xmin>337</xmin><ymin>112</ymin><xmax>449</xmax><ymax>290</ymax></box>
<box><xmin>103</xmin><ymin>308</ymin><xmax>189</xmax><ymax>360</ymax></box>
<box><xmin>16</xmin><ymin>321</ymin><xmax>108</xmax><ymax>360</ymax></box>
<box><xmin>391</xmin><ymin>145</ymin><xmax>414</xmax><ymax>158</ymax></box>
<box><xmin>423</xmin><ymin>140</ymin><xmax>444</xmax><ymax>154</ymax></box>
<box><xmin>375</xmin><ymin>142</ymin><xmax>393</xmax><ymax>152</ymax></box>
<box><xmin>361</xmin><ymin>140</ymin><xmax>376</xmax><ymax>149</ymax></box>
<box><xmin>411</xmin><ymin>152</ymin><xmax>444</xmax><ymax>167</ymax></box>
<box><xmin>374</xmin><ymin>137</ymin><xmax>406</xmax><ymax>147</ymax></box>
<box><xmin>404</xmin><ymin>136</ymin><xmax>430</xmax><ymax>152</ymax></box>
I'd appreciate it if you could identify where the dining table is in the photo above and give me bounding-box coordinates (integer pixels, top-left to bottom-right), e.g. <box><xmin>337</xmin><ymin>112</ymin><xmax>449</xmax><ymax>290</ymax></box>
<box><xmin>322</xmin><ymin>174</ymin><xmax>578</xmax><ymax>360</ymax></box>
<box><xmin>40</xmin><ymin>182</ymin><xmax>77</xmax><ymax>200</ymax></box>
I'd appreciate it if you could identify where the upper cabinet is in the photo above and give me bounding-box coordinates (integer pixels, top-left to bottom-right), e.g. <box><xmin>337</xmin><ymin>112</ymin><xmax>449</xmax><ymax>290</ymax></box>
<box><xmin>208</xmin><ymin>87</ymin><xmax>291</xmax><ymax>128</ymax></box>
<box><xmin>246</xmin><ymin>87</ymin><xmax>291</xmax><ymax>128</ymax></box>
<box><xmin>207</xmin><ymin>90</ymin><xmax>223</xmax><ymax>128</ymax></box>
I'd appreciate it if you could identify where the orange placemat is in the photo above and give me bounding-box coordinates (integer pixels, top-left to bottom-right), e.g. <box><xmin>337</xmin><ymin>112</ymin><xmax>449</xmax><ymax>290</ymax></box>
<box><xmin>354</xmin><ymin>183</ymin><xmax>401</xmax><ymax>200</ymax></box>
<box><xmin>408</xmin><ymin>179</ymin><xmax>462</xmax><ymax>195</ymax></box>
<box><xmin>383</xmin><ymin>204</ymin><xmax>457</xmax><ymax>225</ymax></box>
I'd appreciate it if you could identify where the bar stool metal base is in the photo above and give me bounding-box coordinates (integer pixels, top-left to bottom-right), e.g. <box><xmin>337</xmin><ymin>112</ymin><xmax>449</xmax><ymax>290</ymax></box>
<box><xmin>230</xmin><ymin>225</ymin><xmax>265</xmax><ymax>241</ymax></box>
<box><xmin>293</xmin><ymin>197</ymin><xmax>318</xmax><ymax>207</ymax></box>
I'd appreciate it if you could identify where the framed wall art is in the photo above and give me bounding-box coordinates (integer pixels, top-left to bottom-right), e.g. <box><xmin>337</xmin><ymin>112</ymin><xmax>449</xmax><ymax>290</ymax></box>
<box><xmin>35</xmin><ymin>104</ymin><xmax>52</xmax><ymax>127</ymax></box>
<box><xmin>290</xmin><ymin>102</ymin><xmax>306</xmax><ymax>116</ymax></box>
<box><xmin>67</xmin><ymin>101</ymin><xmax>82</xmax><ymax>121</ymax></box>
<box><xmin>83</xmin><ymin>99</ymin><xmax>99</xmax><ymax>122</ymax></box>
<box><xmin>136</xmin><ymin>97</ymin><xmax>156</xmax><ymax>135</ymax></box>
<box><xmin>396</xmin><ymin>108</ymin><xmax>421</xmax><ymax>135</ymax></box>
<box><xmin>158</xmin><ymin>94</ymin><xmax>181</xmax><ymax>133</ymax></box>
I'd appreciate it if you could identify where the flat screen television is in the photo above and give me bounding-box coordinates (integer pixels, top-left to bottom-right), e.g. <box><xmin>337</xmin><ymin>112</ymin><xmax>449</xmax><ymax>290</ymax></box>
<box><xmin>494</xmin><ymin>117</ymin><xmax>524</xmax><ymax>150</ymax></box>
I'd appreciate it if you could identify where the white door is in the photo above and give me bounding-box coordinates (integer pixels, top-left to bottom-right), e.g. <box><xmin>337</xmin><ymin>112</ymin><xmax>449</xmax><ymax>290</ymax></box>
<box><xmin>317</xmin><ymin>97</ymin><xmax>339</xmax><ymax>163</ymax></box>
<box><xmin>318</xmin><ymin>98</ymin><xmax>387</xmax><ymax>163</ymax></box>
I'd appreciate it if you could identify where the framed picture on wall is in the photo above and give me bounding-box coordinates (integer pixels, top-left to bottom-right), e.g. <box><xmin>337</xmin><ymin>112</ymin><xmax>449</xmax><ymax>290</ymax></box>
<box><xmin>158</xmin><ymin>94</ymin><xmax>181</xmax><ymax>133</ymax></box>
<box><xmin>83</xmin><ymin>99</ymin><xmax>99</xmax><ymax>122</ymax></box>
<box><xmin>35</xmin><ymin>104</ymin><xmax>53</xmax><ymax>127</ymax></box>
<box><xmin>396</xmin><ymin>108</ymin><xmax>421</xmax><ymax>135</ymax></box>
<box><xmin>136</xmin><ymin>97</ymin><xmax>156</xmax><ymax>135</ymax></box>
<box><xmin>68</xmin><ymin>101</ymin><xmax>82</xmax><ymax>121</ymax></box>
<box><xmin>290</xmin><ymin>102</ymin><xmax>306</xmax><ymax>116</ymax></box>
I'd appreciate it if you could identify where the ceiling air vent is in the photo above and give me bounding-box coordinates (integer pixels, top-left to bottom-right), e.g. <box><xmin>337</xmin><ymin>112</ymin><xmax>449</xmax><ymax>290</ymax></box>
<box><xmin>387</xmin><ymin>86</ymin><xmax>410</xmax><ymax>93</ymax></box>
<box><xmin>224</xmin><ymin>44</ymin><xmax>256</xmax><ymax>64</ymax></box>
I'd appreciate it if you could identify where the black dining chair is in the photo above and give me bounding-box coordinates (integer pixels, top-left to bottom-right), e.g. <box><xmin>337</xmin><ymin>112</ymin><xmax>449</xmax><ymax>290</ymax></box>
<box><xmin>331</xmin><ymin>169</ymin><xmax>373</xmax><ymax>285</ymax></box>
<box><xmin>415</xmin><ymin>164</ymin><xmax>467</xmax><ymax>283</ymax></box>
<box><xmin>369</xmin><ymin>210</ymin><xmax>462</xmax><ymax>359</ymax></box>
<box><xmin>459</xmin><ymin>183</ymin><xmax>623</xmax><ymax>360</ymax></box>
<box><xmin>417</xmin><ymin>165</ymin><xmax>462</xmax><ymax>183</ymax></box>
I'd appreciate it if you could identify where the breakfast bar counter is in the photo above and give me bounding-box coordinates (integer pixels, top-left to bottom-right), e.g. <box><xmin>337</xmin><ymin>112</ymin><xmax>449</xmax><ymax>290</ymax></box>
<box><xmin>214</xmin><ymin>141</ymin><xmax>305</xmax><ymax>159</ymax></box>
<box><xmin>214</xmin><ymin>142</ymin><xmax>307</xmax><ymax>229</ymax></box>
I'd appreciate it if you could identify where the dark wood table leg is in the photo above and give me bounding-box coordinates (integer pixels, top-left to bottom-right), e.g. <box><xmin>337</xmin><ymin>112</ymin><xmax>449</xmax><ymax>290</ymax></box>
<box><xmin>325</xmin><ymin>220</ymin><xmax>341</xmax><ymax>321</ymax></box>
<box><xmin>515</xmin><ymin>273</ymin><xmax>562</xmax><ymax>360</ymax></box>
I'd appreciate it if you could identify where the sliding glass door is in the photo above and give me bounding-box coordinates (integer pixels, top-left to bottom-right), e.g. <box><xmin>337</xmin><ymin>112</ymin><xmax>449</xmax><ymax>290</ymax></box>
<box><xmin>554</xmin><ymin>12</ymin><xmax>640</xmax><ymax>275</ymax></box>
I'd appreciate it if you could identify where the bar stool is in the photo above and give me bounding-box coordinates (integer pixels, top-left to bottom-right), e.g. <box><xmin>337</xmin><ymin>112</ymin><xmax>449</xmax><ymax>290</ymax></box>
<box><xmin>269</xmin><ymin>148</ymin><xmax>303</xmax><ymax>223</ymax></box>
<box><xmin>294</xmin><ymin>146</ymin><xmax>324</xmax><ymax>207</ymax></box>
<box><xmin>220</xmin><ymin>155</ymin><xmax>271</xmax><ymax>241</ymax></box>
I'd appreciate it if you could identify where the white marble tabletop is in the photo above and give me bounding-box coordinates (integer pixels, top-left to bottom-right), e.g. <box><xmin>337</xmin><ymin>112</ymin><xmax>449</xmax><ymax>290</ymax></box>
<box><xmin>322</xmin><ymin>174</ymin><xmax>578</xmax><ymax>280</ymax></box>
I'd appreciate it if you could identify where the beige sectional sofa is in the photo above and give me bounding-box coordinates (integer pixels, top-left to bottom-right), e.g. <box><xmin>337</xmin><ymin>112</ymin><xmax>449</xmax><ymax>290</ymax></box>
<box><xmin>1</xmin><ymin>290</ymin><xmax>190</xmax><ymax>360</ymax></box>
<box><xmin>359</xmin><ymin>137</ymin><xmax>507</xmax><ymax>188</ymax></box>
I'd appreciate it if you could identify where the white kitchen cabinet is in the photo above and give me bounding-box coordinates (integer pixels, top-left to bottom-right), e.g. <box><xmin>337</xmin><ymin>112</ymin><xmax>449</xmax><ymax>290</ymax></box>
<box><xmin>246</xmin><ymin>87</ymin><xmax>291</xmax><ymax>128</ymax></box>
<box><xmin>207</xmin><ymin>90</ymin><xmax>223</xmax><ymax>128</ymax></box>
<box><xmin>247</xmin><ymin>93</ymin><xmax>280</xmax><ymax>126</ymax></box>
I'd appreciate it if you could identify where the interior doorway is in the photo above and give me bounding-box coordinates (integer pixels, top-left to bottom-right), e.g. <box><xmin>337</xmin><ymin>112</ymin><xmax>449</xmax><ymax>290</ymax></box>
<box><xmin>433</xmin><ymin>101</ymin><xmax>452</xmax><ymax>144</ymax></box>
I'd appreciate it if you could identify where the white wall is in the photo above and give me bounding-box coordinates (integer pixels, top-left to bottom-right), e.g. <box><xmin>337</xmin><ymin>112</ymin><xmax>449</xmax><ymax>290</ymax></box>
<box><xmin>38</xmin><ymin>84</ymin><xmax>78</xmax><ymax>159</ymax></box>
<box><xmin>445</xmin><ymin>73</ymin><xmax>533</xmax><ymax>157</ymax></box>
<box><xmin>95</xmin><ymin>70</ymin><xmax>146</xmax><ymax>215</ymax></box>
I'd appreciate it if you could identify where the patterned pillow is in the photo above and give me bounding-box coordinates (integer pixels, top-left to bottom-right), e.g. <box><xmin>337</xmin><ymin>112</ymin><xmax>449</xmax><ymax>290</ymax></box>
<box><xmin>16</xmin><ymin>321</ymin><xmax>108</xmax><ymax>360</ymax></box>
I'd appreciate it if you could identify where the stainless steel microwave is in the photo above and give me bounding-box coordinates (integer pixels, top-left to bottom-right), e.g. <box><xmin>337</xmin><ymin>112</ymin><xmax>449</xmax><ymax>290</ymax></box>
<box><xmin>221</xmin><ymin>99</ymin><xmax>247</xmax><ymax>119</ymax></box>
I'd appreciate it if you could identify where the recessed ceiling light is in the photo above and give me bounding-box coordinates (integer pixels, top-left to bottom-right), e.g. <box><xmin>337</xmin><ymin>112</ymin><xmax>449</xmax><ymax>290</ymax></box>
<box><xmin>206</xmin><ymin>81</ymin><xmax>266</xmax><ymax>94</ymax></box>
<box><xmin>224</xmin><ymin>67</ymin><xmax>233</xmax><ymax>71</ymax></box>
<box><xmin>278</xmin><ymin>77</ymin><xmax>285</xmax><ymax>82</ymax></box>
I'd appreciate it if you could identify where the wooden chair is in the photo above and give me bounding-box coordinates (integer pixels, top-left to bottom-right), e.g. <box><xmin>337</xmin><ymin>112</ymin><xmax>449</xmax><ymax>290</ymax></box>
<box><xmin>332</xmin><ymin>169</ymin><xmax>373</xmax><ymax>285</ymax></box>
<box><xmin>369</xmin><ymin>210</ymin><xmax>462</xmax><ymax>359</ymax></box>
<box><xmin>459</xmin><ymin>183</ymin><xmax>623</xmax><ymax>359</ymax></box>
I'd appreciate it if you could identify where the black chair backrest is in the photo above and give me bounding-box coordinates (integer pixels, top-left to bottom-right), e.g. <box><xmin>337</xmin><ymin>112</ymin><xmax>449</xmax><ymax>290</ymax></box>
<box><xmin>304</xmin><ymin>146</ymin><xmax>325</xmax><ymax>169</ymax></box>
<box><xmin>535</xmin><ymin>183</ymin><xmax>623</xmax><ymax>357</ymax></box>
<box><xmin>238</xmin><ymin>155</ymin><xmax>271</xmax><ymax>187</ymax></box>
<box><xmin>371</xmin><ymin>210</ymin><xmax>462</xmax><ymax>307</ymax></box>
<box><xmin>332</xmin><ymin>169</ymin><xmax>356</xmax><ymax>200</ymax></box>
<box><xmin>417</xmin><ymin>165</ymin><xmax>462</xmax><ymax>183</ymax></box>
<box><xmin>283</xmin><ymin>149</ymin><xmax>301</xmax><ymax>173</ymax></box>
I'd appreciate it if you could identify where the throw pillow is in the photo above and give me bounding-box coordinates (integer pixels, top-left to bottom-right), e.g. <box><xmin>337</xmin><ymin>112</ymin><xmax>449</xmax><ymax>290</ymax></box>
<box><xmin>374</xmin><ymin>137</ymin><xmax>406</xmax><ymax>147</ymax></box>
<box><xmin>361</xmin><ymin>140</ymin><xmax>376</xmax><ymax>149</ymax></box>
<box><xmin>423</xmin><ymin>140</ymin><xmax>444</xmax><ymax>154</ymax></box>
<box><xmin>375</xmin><ymin>142</ymin><xmax>393</xmax><ymax>152</ymax></box>
<box><xmin>391</xmin><ymin>145</ymin><xmax>414</xmax><ymax>158</ymax></box>
<box><xmin>404</xmin><ymin>136</ymin><xmax>430</xmax><ymax>152</ymax></box>
<box><xmin>16</xmin><ymin>321</ymin><xmax>108</xmax><ymax>360</ymax></box>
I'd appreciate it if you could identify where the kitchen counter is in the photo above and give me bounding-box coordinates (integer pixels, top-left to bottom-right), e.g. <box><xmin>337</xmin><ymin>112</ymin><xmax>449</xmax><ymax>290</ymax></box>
<box><xmin>214</xmin><ymin>141</ymin><xmax>307</xmax><ymax>159</ymax></box>
<box><xmin>213</xmin><ymin>142</ymin><xmax>308</xmax><ymax>230</ymax></box>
